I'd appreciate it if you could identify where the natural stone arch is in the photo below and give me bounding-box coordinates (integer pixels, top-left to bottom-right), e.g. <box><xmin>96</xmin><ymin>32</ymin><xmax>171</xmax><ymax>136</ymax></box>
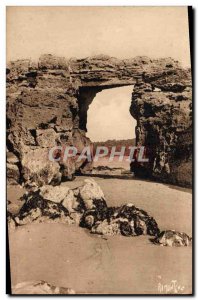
<box><xmin>6</xmin><ymin>54</ymin><xmax>192</xmax><ymax>187</ymax></box>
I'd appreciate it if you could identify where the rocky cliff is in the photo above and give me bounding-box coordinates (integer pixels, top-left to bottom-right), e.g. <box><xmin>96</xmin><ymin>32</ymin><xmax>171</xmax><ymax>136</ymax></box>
<box><xmin>6</xmin><ymin>54</ymin><xmax>192</xmax><ymax>187</ymax></box>
<box><xmin>130</xmin><ymin>65</ymin><xmax>192</xmax><ymax>187</ymax></box>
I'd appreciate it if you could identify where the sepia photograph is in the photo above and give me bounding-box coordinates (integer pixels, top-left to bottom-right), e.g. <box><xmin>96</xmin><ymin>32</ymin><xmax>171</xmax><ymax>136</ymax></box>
<box><xmin>6</xmin><ymin>6</ymin><xmax>193</xmax><ymax>295</ymax></box>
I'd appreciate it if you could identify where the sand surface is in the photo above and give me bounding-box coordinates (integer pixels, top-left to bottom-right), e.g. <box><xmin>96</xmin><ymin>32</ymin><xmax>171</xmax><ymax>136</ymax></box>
<box><xmin>8</xmin><ymin>176</ymin><xmax>192</xmax><ymax>294</ymax></box>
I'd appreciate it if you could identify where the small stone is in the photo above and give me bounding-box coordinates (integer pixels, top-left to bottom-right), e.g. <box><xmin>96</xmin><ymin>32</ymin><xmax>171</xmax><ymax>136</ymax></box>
<box><xmin>12</xmin><ymin>280</ymin><xmax>75</xmax><ymax>294</ymax></box>
<box><xmin>79</xmin><ymin>179</ymin><xmax>106</xmax><ymax>209</ymax></box>
<box><xmin>7</xmin><ymin>163</ymin><xmax>20</xmax><ymax>185</ymax></box>
<box><xmin>15</xmin><ymin>208</ymin><xmax>42</xmax><ymax>225</ymax></box>
<box><xmin>21</xmin><ymin>148</ymin><xmax>62</xmax><ymax>187</ymax></box>
<box><xmin>40</xmin><ymin>185</ymin><xmax>70</xmax><ymax>203</ymax></box>
<box><xmin>152</xmin><ymin>230</ymin><xmax>192</xmax><ymax>247</ymax></box>
<box><xmin>7</xmin><ymin>152</ymin><xmax>19</xmax><ymax>164</ymax></box>
<box><xmin>91</xmin><ymin>220</ymin><xmax>120</xmax><ymax>236</ymax></box>
<box><xmin>62</xmin><ymin>190</ymin><xmax>77</xmax><ymax>212</ymax></box>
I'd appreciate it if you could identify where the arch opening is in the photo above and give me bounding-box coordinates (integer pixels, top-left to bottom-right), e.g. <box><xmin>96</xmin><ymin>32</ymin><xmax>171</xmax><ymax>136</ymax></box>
<box><xmin>87</xmin><ymin>85</ymin><xmax>135</xmax><ymax>142</ymax></box>
<box><xmin>78</xmin><ymin>85</ymin><xmax>136</xmax><ymax>174</ymax></box>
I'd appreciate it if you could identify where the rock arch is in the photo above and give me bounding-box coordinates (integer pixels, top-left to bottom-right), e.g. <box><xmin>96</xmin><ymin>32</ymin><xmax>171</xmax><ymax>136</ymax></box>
<box><xmin>6</xmin><ymin>54</ymin><xmax>192</xmax><ymax>187</ymax></box>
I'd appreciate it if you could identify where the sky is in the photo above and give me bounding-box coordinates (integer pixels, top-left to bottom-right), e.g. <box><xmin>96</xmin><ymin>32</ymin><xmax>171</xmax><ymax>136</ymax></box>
<box><xmin>7</xmin><ymin>7</ymin><xmax>191</xmax><ymax>66</ymax></box>
<box><xmin>87</xmin><ymin>86</ymin><xmax>135</xmax><ymax>141</ymax></box>
<box><xmin>6</xmin><ymin>7</ymin><xmax>191</xmax><ymax>141</ymax></box>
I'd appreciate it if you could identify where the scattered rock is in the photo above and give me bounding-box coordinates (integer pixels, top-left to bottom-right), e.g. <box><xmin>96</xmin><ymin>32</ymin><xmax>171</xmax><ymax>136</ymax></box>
<box><xmin>7</xmin><ymin>152</ymin><xmax>19</xmax><ymax>164</ymax></box>
<box><xmin>62</xmin><ymin>190</ymin><xmax>78</xmax><ymax>212</ymax></box>
<box><xmin>81</xmin><ymin>203</ymin><xmax>160</xmax><ymax>237</ymax></box>
<box><xmin>40</xmin><ymin>185</ymin><xmax>69</xmax><ymax>203</ymax></box>
<box><xmin>79</xmin><ymin>178</ymin><xmax>106</xmax><ymax>209</ymax></box>
<box><xmin>12</xmin><ymin>280</ymin><xmax>75</xmax><ymax>295</ymax></box>
<box><xmin>151</xmin><ymin>230</ymin><xmax>192</xmax><ymax>247</ymax></box>
<box><xmin>7</xmin><ymin>163</ymin><xmax>20</xmax><ymax>185</ymax></box>
<box><xmin>21</xmin><ymin>149</ymin><xmax>62</xmax><ymax>187</ymax></box>
<box><xmin>7</xmin><ymin>211</ymin><xmax>17</xmax><ymax>231</ymax></box>
<box><xmin>8</xmin><ymin>179</ymin><xmax>191</xmax><ymax>247</ymax></box>
<box><xmin>40</xmin><ymin>185</ymin><xmax>78</xmax><ymax>213</ymax></box>
<box><xmin>14</xmin><ymin>190</ymin><xmax>73</xmax><ymax>226</ymax></box>
<box><xmin>91</xmin><ymin>219</ymin><xmax>120</xmax><ymax>236</ymax></box>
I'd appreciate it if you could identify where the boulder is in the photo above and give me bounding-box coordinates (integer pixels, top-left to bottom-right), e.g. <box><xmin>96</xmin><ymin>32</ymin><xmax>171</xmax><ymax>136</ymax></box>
<box><xmin>91</xmin><ymin>219</ymin><xmax>120</xmax><ymax>236</ymax></box>
<box><xmin>40</xmin><ymin>185</ymin><xmax>70</xmax><ymax>203</ymax></box>
<box><xmin>7</xmin><ymin>163</ymin><xmax>20</xmax><ymax>185</ymax></box>
<box><xmin>151</xmin><ymin>230</ymin><xmax>192</xmax><ymax>247</ymax></box>
<box><xmin>7</xmin><ymin>152</ymin><xmax>19</xmax><ymax>164</ymax></box>
<box><xmin>79</xmin><ymin>179</ymin><xmax>106</xmax><ymax>209</ymax></box>
<box><xmin>14</xmin><ymin>190</ymin><xmax>73</xmax><ymax>226</ymax></box>
<box><xmin>21</xmin><ymin>149</ymin><xmax>62</xmax><ymax>187</ymax></box>
<box><xmin>80</xmin><ymin>203</ymin><xmax>160</xmax><ymax>237</ymax></box>
<box><xmin>12</xmin><ymin>280</ymin><xmax>75</xmax><ymax>295</ymax></box>
<box><xmin>8</xmin><ymin>180</ymin><xmax>192</xmax><ymax>248</ymax></box>
<box><xmin>40</xmin><ymin>185</ymin><xmax>77</xmax><ymax>212</ymax></box>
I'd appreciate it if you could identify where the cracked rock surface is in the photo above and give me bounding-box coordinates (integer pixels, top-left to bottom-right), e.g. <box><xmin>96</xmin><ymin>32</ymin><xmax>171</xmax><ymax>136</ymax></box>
<box><xmin>7</xmin><ymin>54</ymin><xmax>192</xmax><ymax>187</ymax></box>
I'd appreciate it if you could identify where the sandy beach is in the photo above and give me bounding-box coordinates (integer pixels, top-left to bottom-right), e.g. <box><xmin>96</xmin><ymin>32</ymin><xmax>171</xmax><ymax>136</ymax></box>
<box><xmin>8</xmin><ymin>176</ymin><xmax>192</xmax><ymax>294</ymax></box>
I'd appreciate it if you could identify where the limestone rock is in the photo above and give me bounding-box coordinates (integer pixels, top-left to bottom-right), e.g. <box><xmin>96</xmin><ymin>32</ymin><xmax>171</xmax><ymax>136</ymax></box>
<box><xmin>21</xmin><ymin>149</ymin><xmax>62</xmax><ymax>187</ymax></box>
<box><xmin>62</xmin><ymin>190</ymin><xmax>77</xmax><ymax>212</ymax></box>
<box><xmin>7</xmin><ymin>54</ymin><xmax>192</xmax><ymax>187</ymax></box>
<box><xmin>7</xmin><ymin>212</ymin><xmax>17</xmax><ymax>231</ymax></box>
<box><xmin>7</xmin><ymin>163</ymin><xmax>20</xmax><ymax>185</ymax></box>
<box><xmin>40</xmin><ymin>185</ymin><xmax>77</xmax><ymax>212</ymax></box>
<box><xmin>9</xmin><ymin>180</ymin><xmax>191</xmax><ymax>248</ymax></box>
<box><xmin>130</xmin><ymin>79</ymin><xmax>192</xmax><ymax>187</ymax></box>
<box><xmin>7</xmin><ymin>152</ymin><xmax>20</xmax><ymax>184</ymax></box>
<box><xmin>15</xmin><ymin>190</ymin><xmax>73</xmax><ymax>225</ymax></box>
<box><xmin>151</xmin><ymin>230</ymin><xmax>192</xmax><ymax>247</ymax></box>
<box><xmin>79</xmin><ymin>179</ymin><xmax>106</xmax><ymax>209</ymax></box>
<box><xmin>12</xmin><ymin>280</ymin><xmax>75</xmax><ymax>295</ymax></box>
<box><xmin>91</xmin><ymin>219</ymin><xmax>120</xmax><ymax>236</ymax></box>
<box><xmin>40</xmin><ymin>185</ymin><xmax>70</xmax><ymax>203</ymax></box>
<box><xmin>7</xmin><ymin>152</ymin><xmax>19</xmax><ymax>164</ymax></box>
<box><xmin>36</xmin><ymin>129</ymin><xmax>58</xmax><ymax>148</ymax></box>
<box><xmin>80</xmin><ymin>203</ymin><xmax>160</xmax><ymax>237</ymax></box>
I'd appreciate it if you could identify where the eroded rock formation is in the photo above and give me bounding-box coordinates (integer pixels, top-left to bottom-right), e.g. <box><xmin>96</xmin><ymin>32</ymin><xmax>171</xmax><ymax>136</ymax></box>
<box><xmin>7</xmin><ymin>54</ymin><xmax>192</xmax><ymax>187</ymax></box>
<box><xmin>8</xmin><ymin>179</ymin><xmax>191</xmax><ymax>246</ymax></box>
<box><xmin>130</xmin><ymin>66</ymin><xmax>192</xmax><ymax>186</ymax></box>
<box><xmin>8</xmin><ymin>179</ymin><xmax>160</xmax><ymax>238</ymax></box>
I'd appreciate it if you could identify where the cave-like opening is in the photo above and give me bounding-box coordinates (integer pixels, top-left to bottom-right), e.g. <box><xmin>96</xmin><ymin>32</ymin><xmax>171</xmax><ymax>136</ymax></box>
<box><xmin>87</xmin><ymin>86</ymin><xmax>135</xmax><ymax>142</ymax></box>
<box><xmin>77</xmin><ymin>85</ymin><xmax>136</xmax><ymax>172</ymax></box>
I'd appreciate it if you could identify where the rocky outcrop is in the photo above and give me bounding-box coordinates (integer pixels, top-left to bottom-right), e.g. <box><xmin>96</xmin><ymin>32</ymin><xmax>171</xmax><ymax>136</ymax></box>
<box><xmin>80</xmin><ymin>202</ymin><xmax>160</xmax><ymax>237</ymax></box>
<box><xmin>8</xmin><ymin>179</ymin><xmax>107</xmax><ymax>227</ymax></box>
<box><xmin>7</xmin><ymin>54</ymin><xmax>192</xmax><ymax>187</ymax></box>
<box><xmin>8</xmin><ymin>179</ymin><xmax>191</xmax><ymax>246</ymax></box>
<box><xmin>9</xmin><ymin>179</ymin><xmax>160</xmax><ymax>238</ymax></box>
